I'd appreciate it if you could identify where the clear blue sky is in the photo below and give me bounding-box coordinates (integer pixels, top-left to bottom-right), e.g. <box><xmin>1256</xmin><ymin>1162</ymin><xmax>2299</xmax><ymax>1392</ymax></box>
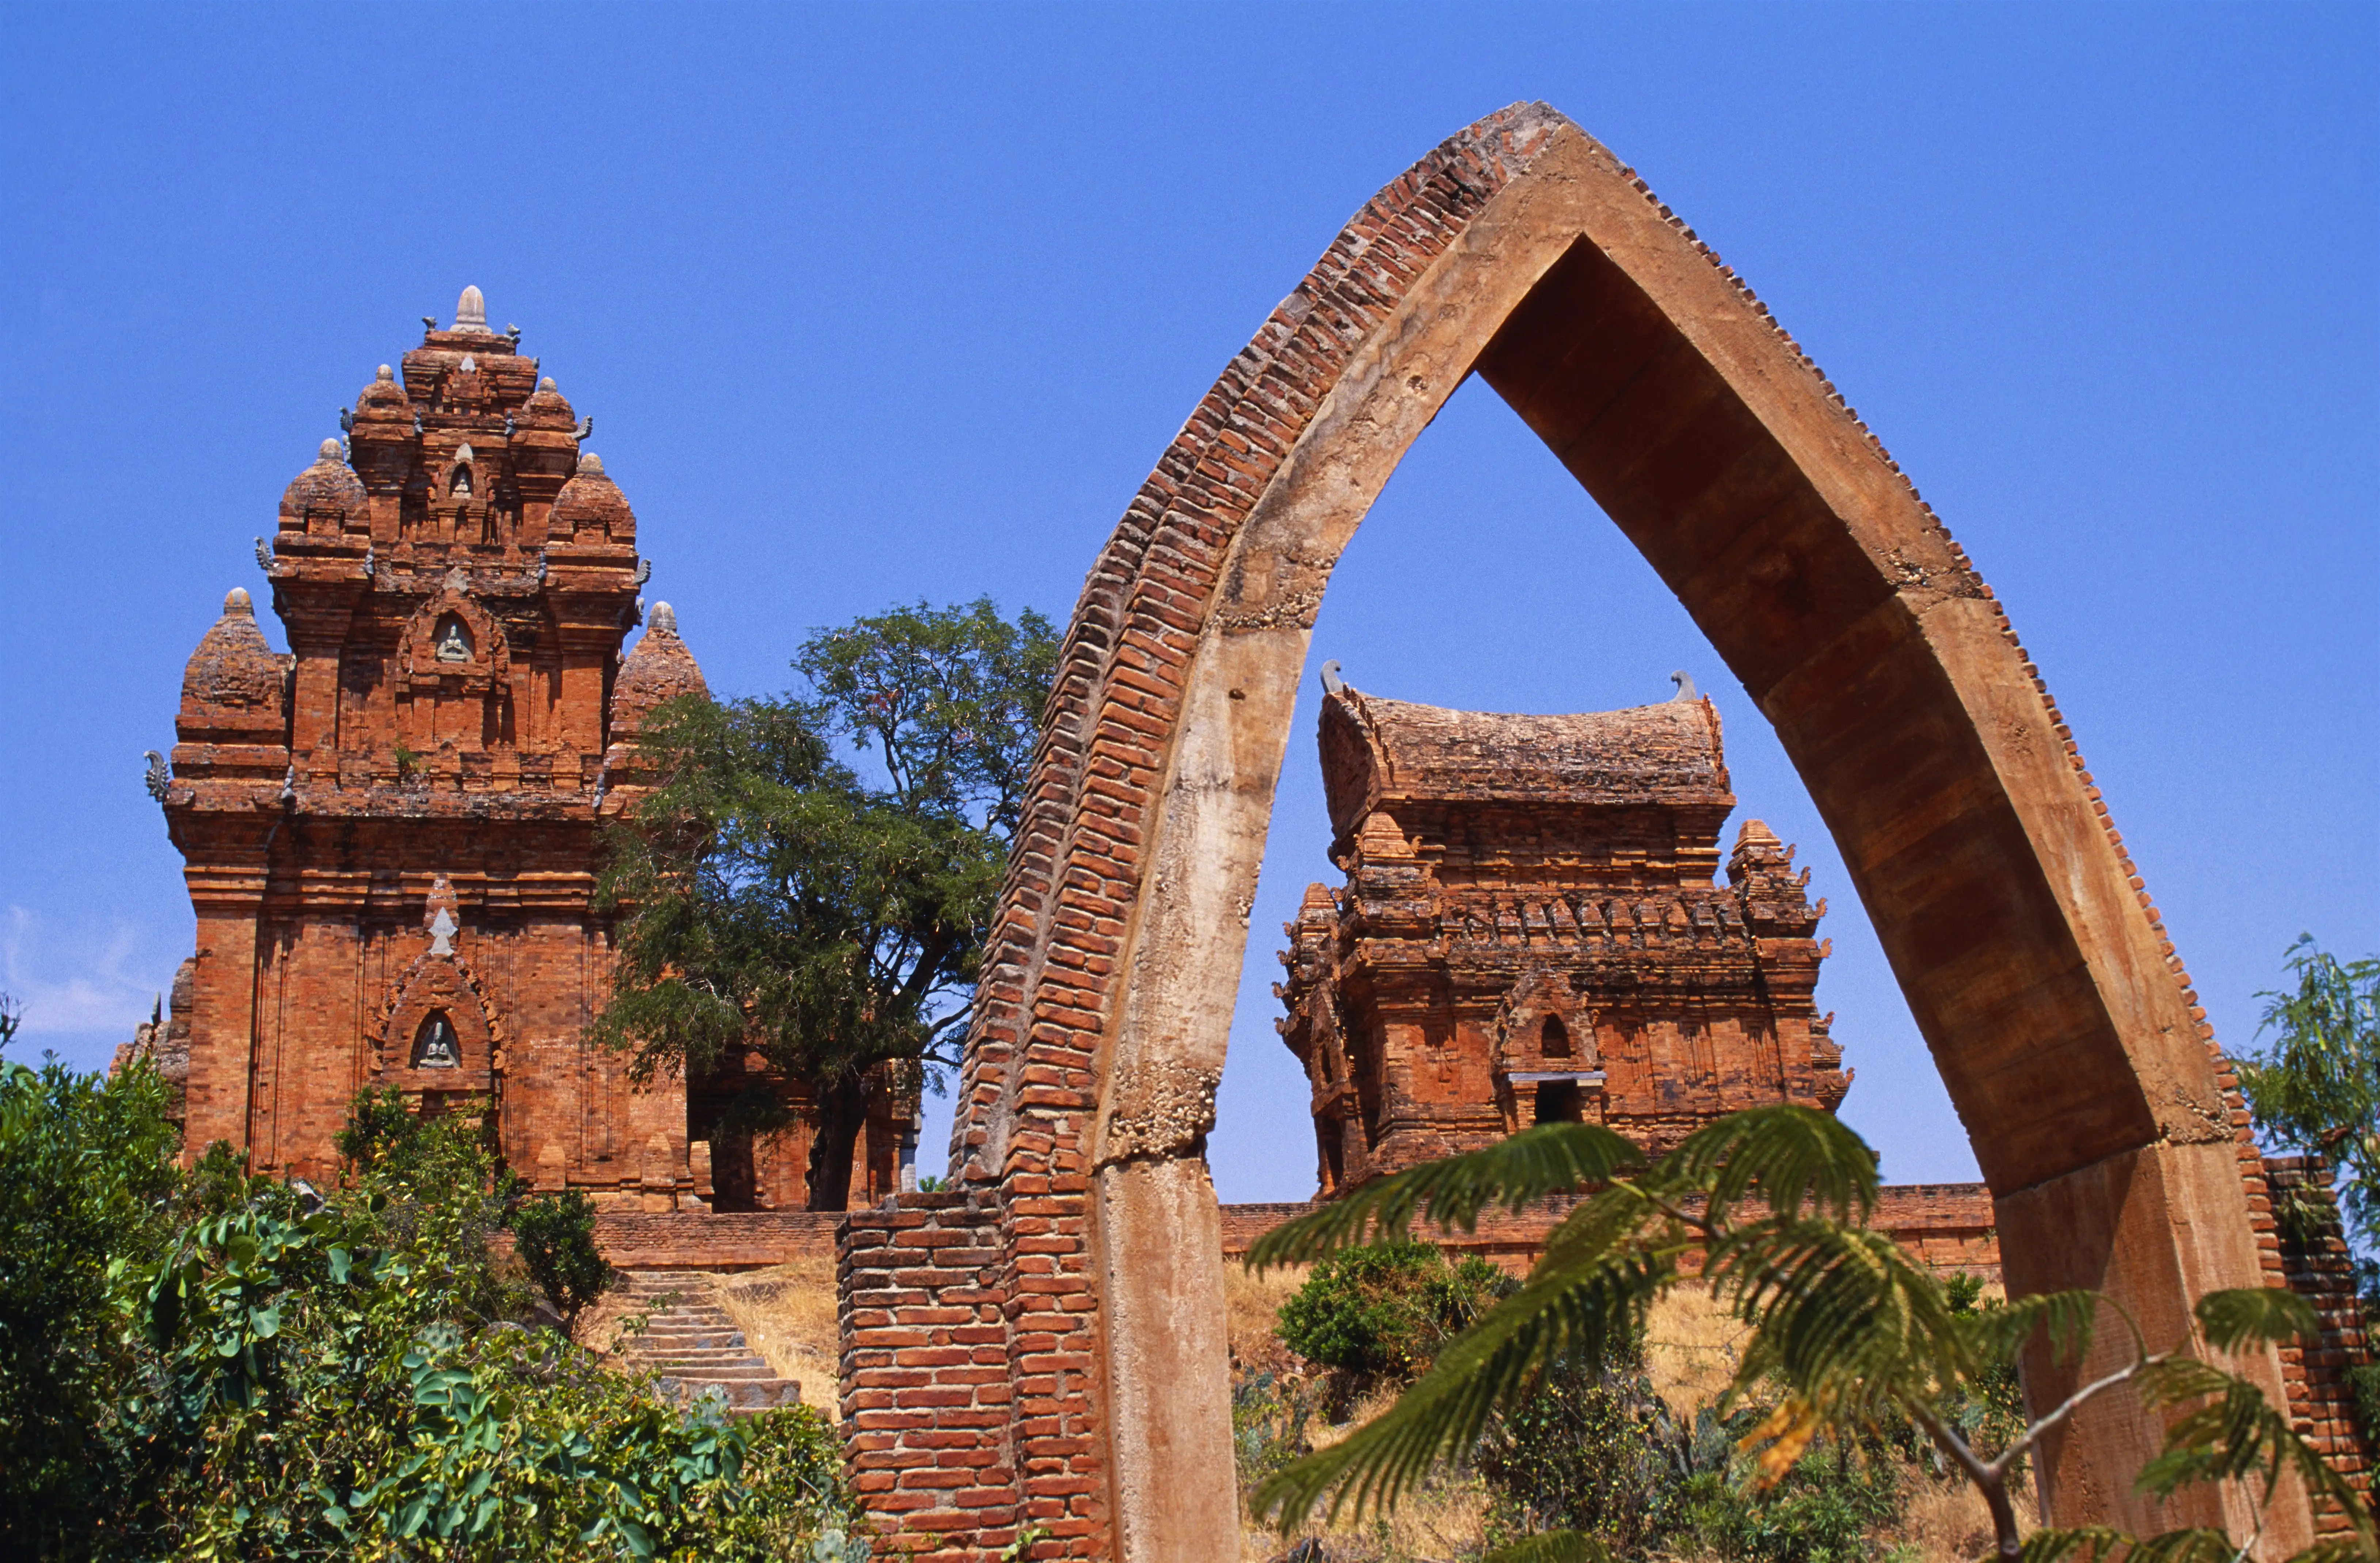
<box><xmin>1</xmin><ymin>4</ymin><xmax>2372</xmax><ymax>1198</ymax></box>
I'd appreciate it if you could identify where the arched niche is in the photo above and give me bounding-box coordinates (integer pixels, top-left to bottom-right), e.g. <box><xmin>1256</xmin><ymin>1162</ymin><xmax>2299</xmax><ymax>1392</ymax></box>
<box><xmin>943</xmin><ymin>103</ymin><xmax>2296</xmax><ymax>1557</ymax></box>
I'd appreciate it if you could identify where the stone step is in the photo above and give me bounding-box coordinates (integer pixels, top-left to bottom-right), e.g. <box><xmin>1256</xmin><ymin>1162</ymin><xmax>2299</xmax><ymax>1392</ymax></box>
<box><xmin>659</xmin><ymin>1376</ymin><xmax>802</xmax><ymax>1413</ymax></box>
<box><xmin>623</xmin><ymin>1332</ymin><xmax>752</xmax><ymax>1361</ymax></box>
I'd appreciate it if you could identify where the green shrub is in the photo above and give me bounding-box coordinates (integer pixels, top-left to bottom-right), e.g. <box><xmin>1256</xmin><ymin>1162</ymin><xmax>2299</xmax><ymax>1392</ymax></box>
<box><xmin>1677</xmin><ymin>1427</ymin><xmax>1905</xmax><ymax>1563</ymax></box>
<box><xmin>1275</xmin><ymin>1238</ymin><xmax>1510</xmax><ymax>1386</ymax></box>
<box><xmin>512</xmin><ymin>1188</ymin><xmax>618</xmax><ymax>1330</ymax></box>
<box><xmin>4</xmin><ymin>1072</ymin><xmax>861</xmax><ymax>1559</ymax></box>
<box><xmin>0</xmin><ymin>1053</ymin><xmax>181</xmax><ymax>1560</ymax></box>
<box><xmin>1233</xmin><ymin>1368</ymin><xmax>1318</xmax><ymax>1496</ymax></box>
<box><xmin>1477</xmin><ymin>1343</ymin><xmax>1679</xmax><ymax>1554</ymax></box>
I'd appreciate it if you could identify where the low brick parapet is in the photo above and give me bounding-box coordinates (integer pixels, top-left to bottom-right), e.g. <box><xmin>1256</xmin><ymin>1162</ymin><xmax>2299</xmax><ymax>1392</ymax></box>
<box><xmin>595</xmin><ymin>1210</ymin><xmax>843</xmax><ymax>1271</ymax></box>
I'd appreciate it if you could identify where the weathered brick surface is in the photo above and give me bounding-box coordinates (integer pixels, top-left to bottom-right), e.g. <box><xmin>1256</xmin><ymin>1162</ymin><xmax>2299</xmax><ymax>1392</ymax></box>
<box><xmin>143</xmin><ymin>289</ymin><xmax>913</xmax><ymax>1213</ymax></box>
<box><xmin>1278</xmin><ymin>689</ymin><xmax>1848</xmax><ymax>1191</ymax></box>
<box><xmin>2261</xmin><ymin>1156</ymin><xmax>2375</xmax><ymax>1529</ymax></box>
<box><xmin>154</xmin><ymin>293</ymin><xmax>698</xmax><ymax>1202</ymax></box>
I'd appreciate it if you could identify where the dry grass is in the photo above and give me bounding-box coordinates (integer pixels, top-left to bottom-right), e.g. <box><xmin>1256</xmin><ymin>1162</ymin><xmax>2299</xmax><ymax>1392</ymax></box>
<box><xmin>1642</xmin><ymin>1281</ymin><xmax>1749</xmax><ymax>1415</ymax></box>
<box><xmin>714</xmin><ymin>1256</ymin><xmax>844</xmax><ymax>1410</ymax></box>
<box><xmin>1238</xmin><ymin>1381</ymin><xmax>1491</xmax><ymax>1563</ymax></box>
<box><xmin>1226</xmin><ymin>1258</ymin><xmax>1313</xmax><ymax>1380</ymax></box>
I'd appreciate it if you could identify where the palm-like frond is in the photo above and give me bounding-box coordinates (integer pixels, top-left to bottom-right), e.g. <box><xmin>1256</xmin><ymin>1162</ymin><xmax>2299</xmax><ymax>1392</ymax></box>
<box><xmin>1664</xmin><ymin>1106</ymin><xmax>1880</xmax><ymax>1225</ymax></box>
<box><xmin>1953</xmin><ymin>1288</ymin><xmax>2102</xmax><ymax>1374</ymax></box>
<box><xmin>1244</xmin><ymin>1122</ymin><xmax>1648</xmax><ymax>1271</ymax></box>
<box><xmin>2136</xmin><ymin>1357</ymin><xmax>2375</xmax><ymax>1549</ymax></box>
<box><xmin>2192</xmin><ymin>1286</ymin><xmax>2316</xmax><ymax>1354</ymax></box>
<box><xmin>1481</xmin><ymin>1532</ymin><xmax>1617</xmax><ymax>1563</ymax></box>
<box><xmin>1715</xmin><ymin>1219</ymin><xmax>1958</xmax><ymax>1436</ymax></box>
<box><xmin>1247</xmin><ymin>1244</ymin><xmax>1670</xmax><ymax>1524</ymax></box>
<box><xmin>2014</xmin><ymin>1529</ymin><xmax>2238</xmax><ymax>1563</ymax></box>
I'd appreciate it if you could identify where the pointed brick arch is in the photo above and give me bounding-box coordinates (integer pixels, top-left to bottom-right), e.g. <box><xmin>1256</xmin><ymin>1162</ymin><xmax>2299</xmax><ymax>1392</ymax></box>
<box><xmin>842</xmin><ymin>103</ymin><xmax>2304</xmax><ymax>1560</ymax></box>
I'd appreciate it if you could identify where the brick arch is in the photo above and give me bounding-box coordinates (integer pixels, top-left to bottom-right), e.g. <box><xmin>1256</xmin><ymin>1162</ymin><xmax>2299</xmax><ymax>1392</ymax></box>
<box><xmin>856</xmin><ymin>103</ymin><xmax>2300</xmax><ymax>1560</ymax></box>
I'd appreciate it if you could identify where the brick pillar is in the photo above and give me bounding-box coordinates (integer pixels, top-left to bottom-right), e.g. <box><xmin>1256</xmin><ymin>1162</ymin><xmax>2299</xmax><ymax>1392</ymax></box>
<box><xmin>838</xmin><ymin>1192</ymin><xmax>1020</xmax><ymax>1558</ymax></box>
<box><xmin>2261</xmin><ymin>1154</ymin><xmax>2375</xmax><ymax>1531</ymax></box>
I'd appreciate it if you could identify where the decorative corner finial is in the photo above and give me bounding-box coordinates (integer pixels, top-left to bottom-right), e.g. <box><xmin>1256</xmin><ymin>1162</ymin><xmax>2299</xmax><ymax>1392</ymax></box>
<box><xmin>577</xmin><ymin>451</ymin><xmax>604</xmax><ymax>477</ymax></box>
<box><xmin>1670</xmin><ymin>670</ymin><xmax>1697</xmax><ymax>702</ymax></box>
<box><xmin>143</xmin><ymin>751</ymin><xmax>170</xmax><ymax>803</ymax></box>
<box><xmin>376</xmin><ymin>363</ymin><xmax>394</xmax><ymax>381</ymax></box>
<box><xmin>254</xmin><ymin>537</ymin><xmax>272</xmax><ymax>573</ymax></box>
<box><xmin>649</xmin><ymin>601</ymin><xmax>677</xmax><ymax>635</ymax></box>
<box><xmin>225</xmin><ymin>586</ymin><xmax>253</xmax><ymax>615</ymax></box>
<box><xmin>1320</xmin><ymin>660</ymin><xmax>1345</xmax><ymax>695</ymax></box>
<box><xmin>632</xmin><ymin>557</ymin><xmax>651</xmax><ymax>588</ymax></box>
<box><xmin>317</xmin><ymin>437</ymin><xmax>343</xmax><ymax>463</ymax></box>
<box><xmin>537</xmin><ymin>376</ymin><xmax>556</xmax><ymax>393</ymax></box>
<box><xmin>454</xmin><ymin>285</ymin><xmax>487</xmax><ymax>333</ymax></box>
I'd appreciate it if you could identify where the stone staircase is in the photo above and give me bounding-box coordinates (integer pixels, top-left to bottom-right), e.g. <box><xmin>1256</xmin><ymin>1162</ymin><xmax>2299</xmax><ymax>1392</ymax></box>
<box><xmin>613</xmin><ymin>1270</ymin><xmax>801</xmax><ymax>1413</ymax></box>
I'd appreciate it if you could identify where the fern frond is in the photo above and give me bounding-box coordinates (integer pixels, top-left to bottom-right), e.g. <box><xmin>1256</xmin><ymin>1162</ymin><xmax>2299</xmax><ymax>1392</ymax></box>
<box><xmin>1245</xmin><ymin>1122</ymin><xmax>1648</xmax><ymax>1270</ymax></box>
<box><xmin>2193</xmin><ymin>1286</ymin><xmax>2316</xmax><ymax>1353</ymax></box>
<box><xmin>1660</xmin><ymin>1105</ymin><xmax>1878</xmax><ymax>1225</ymax></box>
<box><xmin>1247</xmin><ymin>1244</ymin><xmax>1667</xmax><ymax>1524</ymax></box>
<box><xmin>2015</xmin><ymin>1529</ymin><xmax>2236</xmax><ymax>1563</ymax></box>
<box><xmin>1954</xmin><ymin>1287</ymin><xmax>2102</xmax><ymax>1373</ymax></box>
<box><xmin>2136</xmin><ymin>1357</ymin><xmax>2374</xmax><ymax>1547</ymax></box>
<box><xmin>1482</xmin><ymin>1532</ymin><xmax>1617</xmax><ymax>1563</ymax></box>
<box><xmin>1714</xmin><ymin>1219</ymin><xmax>1957</xmax><ymax>1425</ymax></box>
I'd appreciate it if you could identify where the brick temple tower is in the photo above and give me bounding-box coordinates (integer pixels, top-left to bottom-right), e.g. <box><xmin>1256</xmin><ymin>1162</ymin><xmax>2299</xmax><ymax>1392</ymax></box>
<box><xmin>154</xmin><ymin>286</ymin><xmax>711</xmax><ymax>1204</ymax></box>
<box><xmin>1275</xmin><ymin>680</ymin><xmax>1850</xmax><ymax>1196</ymax></box>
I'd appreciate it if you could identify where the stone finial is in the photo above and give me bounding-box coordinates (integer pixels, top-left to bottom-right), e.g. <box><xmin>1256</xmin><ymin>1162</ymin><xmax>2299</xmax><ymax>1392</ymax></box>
<box><xmin>578</xmin><ymin>452</ymin><xmax>604</xmax><ymax>477</ymax></box>
<box><xmin>454</xmin><ymin>285</ymin><xmax>487</xmax><ymax>333</ymax></box>
<box><xmin>224</xmin><ymin>586</ymin><xmax>253</xmax><ymax>616</ymax></box>
<box><xmin>454</xmin><ymin>442</ymin><xmax>475</xmax><ymax>466</ymax></box>
<box><xmin>649</xmin><ymin>601</ymin><xmax>677</xmax><ymax>635</ymax></box>
<box><xmin>1670</xmin><ymin>670</ymin><xmax>1697</xmax><ymax>702</ymax></box>
<box><xmin>317</xmin><ymin>438</ymin><xmax>343</xmax><ymax>464</ymax></box>
<box><xmin>537</xmin><ymin>376</ymin><xmax>556</xmax><ymax>393</ymax></box>
<box><xmin>458</xmin><ymin>354</ymin><xmax>478</xmax><ymax>374</ymax></box>
<box><xmin>376</xmin><ymin>364</ymin><xmax>394</xmax><ymax>381</ymax></box>
<box><xmin>1321</xmin><ymin>659</ymin><xmax>1345</xmax><ymax>695</ymax></box>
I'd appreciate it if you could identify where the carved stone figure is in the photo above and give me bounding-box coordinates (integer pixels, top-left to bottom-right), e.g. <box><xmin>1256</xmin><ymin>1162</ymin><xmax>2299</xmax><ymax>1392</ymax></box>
<box><xmin>412</xmin><ymin>1013</ymin><xmax>461</xmax><ymax>1068</ymax></box>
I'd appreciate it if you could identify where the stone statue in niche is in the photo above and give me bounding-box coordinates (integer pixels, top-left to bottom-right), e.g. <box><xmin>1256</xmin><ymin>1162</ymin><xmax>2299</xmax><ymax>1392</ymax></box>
<box><xmin>433</xmin><ymin>615</ymin><xmax>472</xmax><ymax>663</ymax></box>
<box><xmin>412</xmin><ymin>1012</ymin><xmax>460</xmax><ymax>1069</ymax></box>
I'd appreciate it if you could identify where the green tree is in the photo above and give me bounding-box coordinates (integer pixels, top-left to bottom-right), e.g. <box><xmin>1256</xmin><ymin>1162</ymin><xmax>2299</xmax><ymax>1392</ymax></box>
<box><xmin>593</xmin><ymin>598</ymin><xmax>1056</xmax><ymax>1211</ymax></box>
<box><xmin>1245</xmin><ymin>1107</ymin><xmax>2376</xmax><ymax>1563</ymax></box>
<box><xmin>2237</xmin><ymin>937</ymin><xmax>2380</xmax><ymax>1250</ymax></box>
<box><xmin>0</xmin><ymin>1051</ymin><xmax>182</xmax><ymax>1559</ymax></box>
<box><xmin>513</xmin><ymin>1188</ymin><xmax>618</xmax><ymax>1331</ymax></box>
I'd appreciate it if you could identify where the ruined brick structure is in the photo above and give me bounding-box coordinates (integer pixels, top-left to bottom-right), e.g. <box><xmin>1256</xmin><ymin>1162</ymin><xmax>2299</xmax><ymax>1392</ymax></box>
<box><xmin>147</xmin><ymin>286</ymin><xmax>909</xmax><ymax>1210</ymax></box>
<box><xmin>1277</xmin><ymin>684</ymin><xmax>1848</xmax><ymax>1191</ymax></box>
<box><xmin>840</xmin><ymin>104</ymin><xmax>2358</xmax><ymax>1559</ymax></box>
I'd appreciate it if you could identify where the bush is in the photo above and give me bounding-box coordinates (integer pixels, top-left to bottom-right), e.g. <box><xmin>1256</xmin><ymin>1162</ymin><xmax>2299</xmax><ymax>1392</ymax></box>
<box><xmin>1232</xmin><ymin>1368</ymin><xmax>1318</xmax><ymax>1497</ymax></box>
<box><xmin>5</xmin><ymin>1075</ymin><xmax>862</xmax><ymax>1559</ymax></box>
<box><xmin>0</xmin><ymin>1053</ymin><xmax>181</xmax><ymax>1560</ymax></box>
<box><xmin>1676</xmin><ymin>1426</ymin><xmax>1905</xmax><ymax>1563</ymax></box>
<box><xmin>1275</xmin><ymin>1238</ymin><xmax>1511</xmax><ymax>1388</ymax></box>
<box><xmin>512</xmin><ymin>1188</ymin><xmax>618</xmax><ymax>1330</ymax></box>
<box><xmin>1478</xmin><ymin>1343</ymin><xmax>1680</xmax><ymax>1554</ymax></box>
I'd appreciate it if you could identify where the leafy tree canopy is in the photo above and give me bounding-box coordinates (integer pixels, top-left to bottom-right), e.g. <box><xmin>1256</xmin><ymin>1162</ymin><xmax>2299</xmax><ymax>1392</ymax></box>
<box><xmin>593</xmin><ymin>598</ymin><xmax>1055</xmax><ymax>1210</ymax></box>
<box><xmin>2238</xmin><ymin>937</ymin><xmax>2380</xmax><ymax>1250</ymax></box>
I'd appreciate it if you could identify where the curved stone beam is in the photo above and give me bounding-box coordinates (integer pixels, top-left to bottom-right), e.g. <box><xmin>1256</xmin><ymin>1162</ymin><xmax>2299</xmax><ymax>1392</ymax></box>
<box><xmin>948</xmin><ymin>102</ymin><xmax>2297</xmax><ymax>1559</ymax></box>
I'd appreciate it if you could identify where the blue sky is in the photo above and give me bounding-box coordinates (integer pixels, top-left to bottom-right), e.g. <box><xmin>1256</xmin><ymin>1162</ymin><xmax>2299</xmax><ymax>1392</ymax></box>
<box><xmin>1</xmin><ymin>3</ymin><xmax>2372</xmax><ymax>1198</ymax></box>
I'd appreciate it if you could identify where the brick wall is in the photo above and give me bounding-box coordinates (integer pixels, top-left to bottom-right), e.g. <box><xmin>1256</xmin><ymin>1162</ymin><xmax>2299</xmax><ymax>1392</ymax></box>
<box><xmin>837</xmin><ymin>1192</ymin><xmax>1024</xmax><ymax>1559</ymax></box>
<box><xmin>2261</xmin><ymin>1155</ymin><xmax>2375</xmax><ymax>1526</ymax></box>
